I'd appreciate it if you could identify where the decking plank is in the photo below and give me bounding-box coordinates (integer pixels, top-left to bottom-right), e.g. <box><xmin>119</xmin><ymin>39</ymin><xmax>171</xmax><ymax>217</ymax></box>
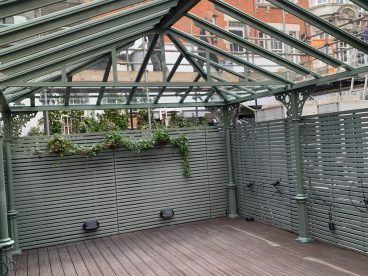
<box><xmin>57</xmin><ymin>245</ymin><xmax>77</xmax><ymax>276</ymax></box>
<box><xmin>100</xmin><ymin>236</ymin><xmax>143</xmax><ymax>276</ymax></box>
<box><xmin>37</xmin><ymin>247</ymin><xmax>52</xmax><ymax>276</ymax></box>
<box><xmin>74</xmin><ymin>242</ymin><xmax>103</xmax><ymax>276</ymax></box>
<box><xmin>27</xmin><ymin>249</ymin><xmax>39</xmax><ymax>276</ymax></box>
<box><xmin>65</xmin><ymin>244</ymin><xmax>90</xmax><ymax>276</ymax></box>
<box><xmin>82</xmin><ymin>241</ymin><xmax>116</xmax><ymax>276</ymax></box>
<box><xmin>47</xmin><ymin>247</ymin><xmax>64</xmax><ymax>276</ymax></box>
<box><xmin>14</xmin><ymin>218</ymin><xmax>368</xmax><ymax>276</ymax></box>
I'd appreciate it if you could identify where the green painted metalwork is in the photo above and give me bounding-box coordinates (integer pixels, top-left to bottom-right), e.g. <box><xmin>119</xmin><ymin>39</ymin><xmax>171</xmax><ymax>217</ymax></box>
<box><xmin>0</xmin><ymin>15</ymin><xmax>162</xmax><ymax>75</ymax></box>
<box><xmin>126</xmin><ymin>34</ymin><xmax>160</xmax><ymax>104</ymax></box>
<box><xmin>0</xmin><ymin>0</ymin><xmax>64</xmax><ymax>19</ymax></box>
<box><xmin>188</xmin><ymin>13</ymin><xmax>320</xmax><ymax>78</ymax></box>
<box><xmin>275</xmin><ymin>88</ymin><xmax>313</xmax><ymax>243</ymax></box>
<box><xmin>169</xmin><ymin>28</ymin><xmax>294</xmax><ymax>84</ymax></box>
<box><xmin>267</xmin><ymin>0</ymin><xmax>368</xmax><ymax>55</ymax></box>
<box><xmin>179</xmin><ymin>74</ymin><xmax>201</xmax><ymax>104</ymax></box>
<box><xmin>350</xmin><ymin>0</ymin><xmax>368</xmax><ymax>11</ymax></box>
<box><xmin>3</xmin><ymin>113</ymin><xmax>20</xmax><ymax>255</ymax></box>
<box><xmin>0</xmin><ymin>0</ymin><xmax>175</xmax><ymax>63</ymax></box>
<box><xmin>96</xmin><ymin>57</ymin><xmax>113</xmax><ymax>106</ymax></box>
<box><xmin>228</xmin><ymin>65</ymin><xmax>368</xmax><ymax>104</ymax></box>
<box><xmin>168</xmin><ymin>33</ymin><xmax>223</xmax><ymax>102</ymax></box>
<box><xmin>0</xmin><ymin>115</ymin><xmax>14</xmax><ymax>275</ymax></box>
<box><xmin>154</xmin><ymin>54</ymin><xmax>184</xmax><ymax>104</ymax></box>
<box><xmin>10</xmin><ymin>101</ymin><xmax>225</xmax><ymax>113</ymax></box>
<box><xmin>223</xmin><ymin>106</ymin><xmax>238</xmax><ymax>218</ymax></box>
<box><xmin>0</xmin><ymin>0</ymin><xmax>144</xmax><ymax>46</ymax></box>
<box><xmin>209</xmin><ymin>0</ymin><xmax>351</xmax><ymax>70</ymax></box>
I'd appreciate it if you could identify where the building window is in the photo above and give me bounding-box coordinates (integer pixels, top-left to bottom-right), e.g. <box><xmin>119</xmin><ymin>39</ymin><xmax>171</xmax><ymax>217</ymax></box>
<box><xmin>312</xmin><ymin>0</ymin><xmax>328</xmax><ymax>5</ymax></box>
<box><xmin>258</xmin><ymin>32</ymin><xmax>266</xmax><ymax>48</ymax></box>
<box><xmin>229</xmin><ymin>29</ymin><xmax>244</xmax><ymax>53</ymax></box>
<box><xmin>270</xmin><ymin>38</ymin><xmax>284</xmax><ymax>54</ymax></box>
<box><xmin>336</xmin><ymin>0</ymin><xmax>347</xmax><ymax>3</ymax></box>
<box><xmin>338</xmin><ymin>42</ymin><xmax>349</xmax><ymax>62</ymax></box>
<box><xmin>357</xmin><ymin>52</ymin><xmax>367</xmax><ymax>65</ymax></box>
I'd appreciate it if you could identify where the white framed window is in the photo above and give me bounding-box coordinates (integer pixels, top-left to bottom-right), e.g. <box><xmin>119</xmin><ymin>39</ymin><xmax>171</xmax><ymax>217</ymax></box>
<box><xmin>357</xmin><ymin>52</ymin><xmax>367</xmax><ymax>65</ymax></box>
<box><xmin>312</xmin><ymin>0</ymin><xmax>328</xmax><ymax>6</ymax></box>
<box><xmin>270</xmin><ymin>38</ymin><xmax>284</xmax><ymax>54</ymax></box>
<box><xmin>258</xmin><ymin>32</ymin><xmax>266</xmax><ymax>48</ymax></box>
<box><xmin>228</xmin><ymin>22</ymin><xmax>245</xmax><ymax>53</ymax></box>
<box><xmin>338</xmin><ymin>42</ymin><xmax>349</xmax><ymax>63</ymax></box>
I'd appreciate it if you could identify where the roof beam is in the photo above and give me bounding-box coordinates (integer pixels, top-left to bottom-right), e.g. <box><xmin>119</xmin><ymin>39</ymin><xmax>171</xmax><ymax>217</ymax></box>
<box><xmin>10</xmin><ymin>101</ymin><xmax>225</xmax><ymax>113</ymax></box>
<box><xmin>154</xmin><ymin>54</ymin><xmax>184</xmax><ymax>104</ymax></box>
<box><xmin>350</xmin><ymin>0</ymin><xmax>368</xmax><ymax>11</ymax></box>
<box><xmin>0</xmin><ymin>0</ymin><xmax>176</xmax><ymax>63</ymax></box>
<box><xmin>0</xmin><ymin>0</ymin><xmax>143</xmax><ymax>46</ymax></box>
<box><xmin>5</xmin><ymin>55</ymin><xmax>111</xmax><ymax>103</ymax></box>
<box><xmin>178</xmin><ymin>74</ymin><xmax>201</xmax><ymax>104</ymax></box>
<box><xmin>96</xmin><ymin>57</ymin><xmax>113</xmax><ymax>105</ymax></box>
<box><xmin>0</xmin><ymin>0</ymin><xmax>64</xmax><ymax>19</ymax></box>
<box><xmin>169</xmin><ymin>28</ymin><xmax>293</xmax><ymax>84</ymax></box>
<box><xmin>3</xmin><ymin>81</ymin><xmax>264</xmax><ymax>88</ymax></box>
<box><xmin>0</xmin><ymin>30</ymin><xmax>143</xmax><ymax>85</ymax></box>
<box><xmin>209</xmin><ymin>0</ymin><xmax>350</xmax><ymax>70</ymax></box>
<box><xmin>0</xmin><ymin>15</ymin><xmax>161</xmax><ymax>75</ymax></box>
<box><xmin>126</xmin><ymin>34</ymin><xmax>160</xmax><ymax>104</ymax></box>
<box><xmin>228</xmin><ymin>65</ymin><xmax>368</xmax><ymax>104</ymax></box>
<box><xmin>156</xmin><ymin>0</ymin><xmax>201</xmax><ymax>31</ymax></box>
<box><xmin>168</xmin><ymin>33</ymin><xmax>226</xmax><ymax>102</ymax></box>
<box><xmin>267</xmin><ymin>0</ymin><xmax>368</xmax><ymax>55</ymax></box>
<box><xmin>187</xmin><ymin>13</ymin><xmax>319</xmax><ymax>78</ymax></box>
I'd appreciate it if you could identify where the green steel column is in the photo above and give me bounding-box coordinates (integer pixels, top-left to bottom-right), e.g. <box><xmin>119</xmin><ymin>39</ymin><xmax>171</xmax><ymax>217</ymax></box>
<box><xmin>4</xmin><ymin>113</ymin><xmax>20</xmax><ymax>255</ymax></box>
<box><xmin>0</xmin><ymin>114</ymin><xmax>15</xmax><ymax>276</ymax></box>
<box><xmin>290</xmin><ymin>92</ymin><xmax>311</xmax><ymax>243</ymax></box>
<box><xmin>224</xmin><ymin>106</ymin><xmax>238</xmax><ymax>218</ymax></box>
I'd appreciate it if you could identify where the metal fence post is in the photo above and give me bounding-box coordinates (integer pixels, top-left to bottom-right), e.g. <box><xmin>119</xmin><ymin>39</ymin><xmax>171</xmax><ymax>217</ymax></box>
<box><xmin>0</xmin><ymin>113</ymin><xmax>14</xmax><ymax>275</ymax></box>
<box><xmin>223</xmin><ymin>106</ymin><xmax>238</xmax><ymax>218</ymax></box>
<box><xmin>3</xmin><ymin>113</ymin><xmax>20</xmax><ymax>255</ymax></box>
<box><xmin>276</xmin><ymin>88</ymin><xmax>313</xmax><ymax>242</ymax></box>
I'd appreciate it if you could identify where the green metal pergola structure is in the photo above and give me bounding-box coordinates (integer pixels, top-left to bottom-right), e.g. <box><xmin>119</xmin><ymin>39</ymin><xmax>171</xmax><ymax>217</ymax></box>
<box><xmin>0</xmin><ymin>0</ymin><xmax>368</xmax><ymax>274</ymax></box>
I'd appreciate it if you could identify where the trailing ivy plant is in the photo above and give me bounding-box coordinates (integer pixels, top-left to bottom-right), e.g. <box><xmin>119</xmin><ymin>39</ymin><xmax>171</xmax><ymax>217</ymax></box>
<box><xmin>47</xmin><ymin>129</ymin><xmax>191</xmax><ymax>177</ymax></box>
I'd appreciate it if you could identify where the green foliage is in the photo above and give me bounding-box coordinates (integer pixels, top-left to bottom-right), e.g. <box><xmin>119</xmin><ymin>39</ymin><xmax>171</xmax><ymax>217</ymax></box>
<box><xmin>11</xmin><ymin>113</ymin><xmax>37</xmax><ymax>137</ymax></box>
<box><xmin>169</xmin><ymin>113</ymin><xmax>207</xmax><ymax>128</ymax></box>
<box><xmin>46</xmin><ymin>110</ymin><xmax>129</xmax><ymax>134</ymax></box>
<box><xmin>47</xmin><ymin>129</ymin><xmax>191</xmax><ymax>177</ymax></box>
<box><xmin>137</xmin><ymin>109</ymin><xmax>149</xmax><ymax>129</ymax></box>
<box><xmin>27</xmin><ymin>127</ymin><xmax>43</xmax><ymax>136</ymax></box>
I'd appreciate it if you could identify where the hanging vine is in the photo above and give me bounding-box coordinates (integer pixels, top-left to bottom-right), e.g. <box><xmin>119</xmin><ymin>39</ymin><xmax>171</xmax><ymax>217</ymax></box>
<box><xmin>47</xmin><ymin>128</ymin><xmax>191</xmax><ymax>177</ymax></box>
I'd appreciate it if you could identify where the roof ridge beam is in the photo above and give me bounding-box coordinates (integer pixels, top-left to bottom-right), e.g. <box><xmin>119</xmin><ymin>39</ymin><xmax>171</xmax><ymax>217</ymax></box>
<box><xmin>169</xmin><ymin>28</ymin><xmax>294</xmax><ymax>85</ymax></box>
<box><xmin>209</xmin><ymin>0</ymin><xmax>351</xmax><ymax>70</ymax></box>
<box><xmin>0</xmin><ymin>0</ymin><xmax>143</xmax><ymax>46</ymax></box>
<box><xmin>267</xmin><ymin>0</ymin><xmax>368</xmax><ymax>55</ymax></box>
<box><xmin>187</xmin><ymin>13</ymin><xmax>320</xmax><ymax>78</ymax></box>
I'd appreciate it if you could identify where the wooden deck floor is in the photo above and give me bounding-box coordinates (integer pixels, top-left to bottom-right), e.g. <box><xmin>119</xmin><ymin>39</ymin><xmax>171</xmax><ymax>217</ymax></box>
<box><xmin>14</xmin><ymin>218</ymin><xmax>368</xmax><ymax>276</ymax></box>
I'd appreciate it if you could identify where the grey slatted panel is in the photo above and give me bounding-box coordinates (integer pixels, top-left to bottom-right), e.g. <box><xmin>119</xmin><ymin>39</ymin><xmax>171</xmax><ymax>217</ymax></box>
<box><xmin>12</xmin><ymin>127</ymin><xmax>227</xmax><ymax>249</ymax></box>
<box><xmin>231</xmin><ymin>120</ymin><xmax>297</xmax><ymax>231</ymax></box>
<box><xmin>302</xmin><ymin>111</ymin><xmax>368</xmax><ymax>254</ymax></box>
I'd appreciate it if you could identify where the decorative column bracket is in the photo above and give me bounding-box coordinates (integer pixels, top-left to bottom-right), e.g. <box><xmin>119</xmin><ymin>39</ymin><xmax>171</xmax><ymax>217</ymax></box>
<box><xmin>275</xmin><ymin>86</ymin><xmax>313</xmax><ymax>118</ymax></box>
<box><xmin>275</xmin><ymin>86</ymin><xmax>315</xmax><ymax>243</ymax></box>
